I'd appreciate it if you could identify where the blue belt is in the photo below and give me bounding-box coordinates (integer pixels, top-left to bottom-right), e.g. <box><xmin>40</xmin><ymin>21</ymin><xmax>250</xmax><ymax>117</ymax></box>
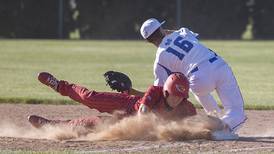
<box><xmin>190</xmin><ymin>56</ymin><xmax>218</xmax><ymax>74</ymax></box>
<box><xmin>190</xmin><ymin>67</ymin><xmax>199</xmax><ymax>74</ymax></box>
<box><xmin>209</xmin><ymin>56</ymin><xmax>218</xmax><ymax>63</ymax></box>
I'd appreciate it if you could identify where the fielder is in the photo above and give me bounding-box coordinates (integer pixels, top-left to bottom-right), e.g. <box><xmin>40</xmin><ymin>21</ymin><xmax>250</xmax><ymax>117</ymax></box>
<box><xmin>135</xmin><ymin>18</ymin><xmax>247</xmax><ymax>139</ymax></box>
<box><xmin>29</xmin><ymin>72</ymin><xmax>196</xmax><ymax>129</ymax></box>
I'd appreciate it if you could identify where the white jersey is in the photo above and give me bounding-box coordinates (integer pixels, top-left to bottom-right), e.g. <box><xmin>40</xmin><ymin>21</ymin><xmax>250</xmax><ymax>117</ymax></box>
<box><xmin>153</xmin><ymin>27</ymin><xmax>216</xmax><ymax>86</ymax></box>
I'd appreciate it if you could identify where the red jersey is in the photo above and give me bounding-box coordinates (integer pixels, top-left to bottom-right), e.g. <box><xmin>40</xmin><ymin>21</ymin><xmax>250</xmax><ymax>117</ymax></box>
<box><xmin>134</xmin><ymin>86</ymin><xmax>197</xmax><ymax>120</ymax></box>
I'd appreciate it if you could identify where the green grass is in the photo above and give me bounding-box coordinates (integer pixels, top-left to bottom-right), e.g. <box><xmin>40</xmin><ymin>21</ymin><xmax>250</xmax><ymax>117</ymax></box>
<box><xmin>0</xmin><ymin>40</ymin><xmax>274</xmax><ymax>109</ymax></box>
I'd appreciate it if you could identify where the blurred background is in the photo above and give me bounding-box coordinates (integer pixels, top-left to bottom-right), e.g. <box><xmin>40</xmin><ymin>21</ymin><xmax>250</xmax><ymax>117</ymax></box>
<box><xmin>0</xmin><ymin>0</ymin><xmax>273</xmax><ymax>40</ymax></box>
<box><xmin>0</xmin><ymin>0</ymin><xmax>274</xmax><ymax>107</ymax></box>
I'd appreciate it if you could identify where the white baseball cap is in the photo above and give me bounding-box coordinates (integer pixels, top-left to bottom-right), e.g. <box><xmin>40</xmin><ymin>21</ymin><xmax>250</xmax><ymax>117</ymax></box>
<box><xmin>140</xmin><ymin>18</ymin><xmax>165</xmax><ymax>39</ymax></box>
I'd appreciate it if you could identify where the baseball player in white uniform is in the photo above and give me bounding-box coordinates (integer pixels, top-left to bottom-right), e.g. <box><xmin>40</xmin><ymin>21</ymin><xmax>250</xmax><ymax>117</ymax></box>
<box><xmin>139</xmin><ymin>18</ymin><xmax>247</xmax><ymax>140</ymax></box>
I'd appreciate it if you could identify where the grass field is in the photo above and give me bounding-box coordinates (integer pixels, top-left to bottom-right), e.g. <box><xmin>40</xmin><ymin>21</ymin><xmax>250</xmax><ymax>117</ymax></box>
<box><xmin>0</xmin><ymin>40</ymin><xmax>274</xmax><ymax>109</ymax></box>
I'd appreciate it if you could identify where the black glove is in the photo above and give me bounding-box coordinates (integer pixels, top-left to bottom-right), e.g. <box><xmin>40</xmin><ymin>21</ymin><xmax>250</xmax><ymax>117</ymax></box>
<box><xmin>103</xmin><ymin>71</ymin><xmax>132</xmax><ymax>93</ymax></box>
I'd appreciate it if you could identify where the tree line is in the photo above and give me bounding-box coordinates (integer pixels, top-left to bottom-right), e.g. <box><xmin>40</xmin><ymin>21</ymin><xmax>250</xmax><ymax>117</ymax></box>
<box><xmin>0</xmin><ymin>0</ymin><xmax>273</xmax><ymax>39</ymax></box>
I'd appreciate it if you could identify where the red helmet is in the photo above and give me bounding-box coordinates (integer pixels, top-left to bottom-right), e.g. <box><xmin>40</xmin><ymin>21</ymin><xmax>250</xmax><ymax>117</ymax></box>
<box><xmin>163</xmin><ymin>73</ymin><xmax>189</xmax><ymax>98</ymax></box>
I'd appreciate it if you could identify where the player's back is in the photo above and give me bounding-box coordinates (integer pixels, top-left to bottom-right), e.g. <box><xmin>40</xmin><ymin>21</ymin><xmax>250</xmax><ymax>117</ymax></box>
<box><xmin>156</xmin><ymin>28</ymin><xmax>216</xmax><ymax>75</ymax></box>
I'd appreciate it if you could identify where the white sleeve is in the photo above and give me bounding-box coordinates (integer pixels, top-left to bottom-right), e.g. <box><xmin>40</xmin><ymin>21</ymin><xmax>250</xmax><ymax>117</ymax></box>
<box><xmin>153</xmin><ymin>61</ymin><xmax>170</xmax><ymax>86</ymax></box>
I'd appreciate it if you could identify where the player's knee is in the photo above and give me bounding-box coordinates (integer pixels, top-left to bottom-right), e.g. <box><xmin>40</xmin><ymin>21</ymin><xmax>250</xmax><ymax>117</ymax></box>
<box><xmin>190</xmin><ymin>85</ymin><xmax>213</xmax><ymax>97</ymax></box>
<box><xmin>79</xmin><ymin>90</ymin><xmax>97</xmax><ymax>101</ymax></box>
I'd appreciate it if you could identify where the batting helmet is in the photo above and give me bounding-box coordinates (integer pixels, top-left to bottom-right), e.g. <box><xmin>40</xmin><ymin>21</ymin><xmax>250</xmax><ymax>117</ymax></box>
<box><xmin>163</xmin><ymin>73</ymin><xmax>189</xmax><ymax>98</ymax></box>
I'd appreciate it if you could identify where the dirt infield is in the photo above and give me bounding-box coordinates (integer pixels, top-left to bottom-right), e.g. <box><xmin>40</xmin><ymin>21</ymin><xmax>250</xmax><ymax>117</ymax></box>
<box><xmin>0</xmin><ymin>104</ymin><xmax>274</xmax><ymax>153</ymax></box>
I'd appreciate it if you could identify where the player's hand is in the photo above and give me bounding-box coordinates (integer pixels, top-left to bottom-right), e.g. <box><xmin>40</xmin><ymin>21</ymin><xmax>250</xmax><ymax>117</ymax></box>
<box><xmin>138</xmin><ymin>104</ymin><xmax>150</xmax><ymax>115</ymax></box>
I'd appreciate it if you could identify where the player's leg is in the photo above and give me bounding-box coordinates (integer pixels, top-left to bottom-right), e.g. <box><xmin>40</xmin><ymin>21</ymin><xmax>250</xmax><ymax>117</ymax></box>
<box><xmin>28</xmin><ymin>115</ymin><xmax>70</xmax><ymax>128</ymax></box>
<box><xmin>215</xmin><ymin>64</ymin><xmax>246</xmax><ymax>132</ymax></box>
<box><xmin>67</xmin><ymin>116</ymin><xmax>103</xmax><ymax>128</ymax></box>
<box><xmin>192</xmin><ymin>93</ymin><xmax>222</xmax><ymax>115</ymax></box>
<box><xmin>188</xmin><ymin>63</ymin><xmax>222</xmax><ymax>115</ymax></box>
<box><xmin>58</xmin><ymin>80</ymin><xmax>140</xmax><ymax>113</ymax></box>
<box><xmin>28</xmin><ymin>115</ymin><xmax>102</xmax><ymax>129</ymax></box>
<box><xmin>188</xmin><ymin>57</ymin><xmax>243</xmax><ymax>140</ymax></box>
<box><xmin>38</xmin><ymin>72</ymin><xmax>140</xmax><ymax>114</ymax></box>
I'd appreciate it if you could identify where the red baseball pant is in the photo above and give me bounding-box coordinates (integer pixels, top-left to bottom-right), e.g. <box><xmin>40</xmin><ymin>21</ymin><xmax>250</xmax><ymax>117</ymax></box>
<box><xmin>57</xmin><ymin>80</ymin><xmax>141</xmax><ymax>114</ymax></box>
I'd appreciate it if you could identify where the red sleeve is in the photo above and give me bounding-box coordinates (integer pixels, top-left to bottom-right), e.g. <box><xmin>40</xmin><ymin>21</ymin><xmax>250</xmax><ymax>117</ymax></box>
<box><xmin>138</xmin><ymin>85</ymin><xmax>163</xmax><ymax>109</ymax></box>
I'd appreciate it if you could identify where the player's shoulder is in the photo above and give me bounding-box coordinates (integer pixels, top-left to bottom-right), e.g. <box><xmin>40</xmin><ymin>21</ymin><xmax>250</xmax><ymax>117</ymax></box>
<box><xmin>145</xmin><ymin>85</ymin><xmax>163</xmax><ymax>94</ymax></box>
<box><xmin>143</xmin><ymin>85</ymin><xmax>163</xmax><ymax>99</ymax></box>
<box><xmin>176</xmin><ymin>27</ymin><xmax>193</xmax><ymax>33</ymax></box>
<box><xmin>176</xmin><ymin>27</ymin><xmax>199</xmax><ymax>39</ymax></box>
<box><xmin>147</xmin><ymin>85</ymin><xmax>163</xmax><ymax>91</ymax></box>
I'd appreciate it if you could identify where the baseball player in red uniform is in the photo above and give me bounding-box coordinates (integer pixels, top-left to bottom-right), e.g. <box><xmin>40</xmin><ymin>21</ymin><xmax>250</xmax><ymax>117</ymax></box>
<box><xmin>28</xmin><ymin>72</ymin><xmax>196</xmax><ymax>129</ymax></box>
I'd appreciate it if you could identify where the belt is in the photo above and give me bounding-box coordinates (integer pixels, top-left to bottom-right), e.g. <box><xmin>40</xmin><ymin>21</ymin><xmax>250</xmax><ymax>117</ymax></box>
<box><xmin>190</xmin><ymin>56</ymin><xmax>218</xmax><ymax>74</ymax></box>
<box><xmin>209</xmin><ymin>56</ymin><xmax>218</xmax><ymax>63</ymax></box>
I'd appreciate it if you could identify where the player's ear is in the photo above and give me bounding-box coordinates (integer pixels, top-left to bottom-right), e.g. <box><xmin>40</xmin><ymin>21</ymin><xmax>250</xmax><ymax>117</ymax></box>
<box><xmin>164</xmin><ymin>90</ymin><xmax>169</xmax><ymax>98</ymax></box>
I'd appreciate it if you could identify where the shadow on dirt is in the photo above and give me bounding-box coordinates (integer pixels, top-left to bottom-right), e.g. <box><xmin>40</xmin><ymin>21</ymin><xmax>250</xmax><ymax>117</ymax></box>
<box><xmin>239</xmin><ymin>136</ymin><xmax>274</xmax><ymax>143</ymax></box>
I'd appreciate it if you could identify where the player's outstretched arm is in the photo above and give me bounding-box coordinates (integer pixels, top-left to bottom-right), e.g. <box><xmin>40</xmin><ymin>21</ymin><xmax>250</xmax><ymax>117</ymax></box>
<box><xmin>129</xmin><ymin>88</ymin><xmax>144</xmax><ymax>96</ymax></box>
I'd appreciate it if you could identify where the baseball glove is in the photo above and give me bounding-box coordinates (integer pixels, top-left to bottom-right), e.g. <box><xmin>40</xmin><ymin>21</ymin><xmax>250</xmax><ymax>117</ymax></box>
<box><xmin>103</xmin><ymin>71</ymin><xmax>132</xmax><ymax>93</ymax></box>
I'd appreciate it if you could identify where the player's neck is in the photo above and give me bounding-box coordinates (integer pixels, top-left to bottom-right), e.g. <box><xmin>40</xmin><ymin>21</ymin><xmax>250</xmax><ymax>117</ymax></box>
<box><xmin>153</xmin><ymin>36</ymin><xmax>164</xmax><ymax>47</ymax></box>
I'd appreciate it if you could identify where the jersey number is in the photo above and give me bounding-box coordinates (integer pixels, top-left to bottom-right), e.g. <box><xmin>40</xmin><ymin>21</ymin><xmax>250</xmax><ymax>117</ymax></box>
<box><xmin>165</xmin><ymin>36</ymin><xmax>193</xmax><ymax>60</ymax></box>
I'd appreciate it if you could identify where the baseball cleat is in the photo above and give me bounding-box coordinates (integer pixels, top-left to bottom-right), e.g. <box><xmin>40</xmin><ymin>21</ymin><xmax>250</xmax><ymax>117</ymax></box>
<box><xmin>38</xmin><ymin>72</ymin><xmax>59</xmax><ymax>91</ymax></box>
<box><xmin>28</xmin><ymin>115</ymin><xmax>52</xmax><ymax>128</ymax></box>
<box><xmin>28</xmin><ymin>115</ymin><xmax>70</xmax><ymax>128</ymax></box>
<box><xmin>211</xmin><ymin>129</ymin><xmax>239</xmax><ymax>141</ymax></box>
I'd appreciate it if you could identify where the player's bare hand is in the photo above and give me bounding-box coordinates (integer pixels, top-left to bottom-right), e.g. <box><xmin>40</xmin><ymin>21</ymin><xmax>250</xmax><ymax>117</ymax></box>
<box><xmin>138</xmin><ymin>104</ymin><xmax>150</xmax><ymax>115</ymax></box>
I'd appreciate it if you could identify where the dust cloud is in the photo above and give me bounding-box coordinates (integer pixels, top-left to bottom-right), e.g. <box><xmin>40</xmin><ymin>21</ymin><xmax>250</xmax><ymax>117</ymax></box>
<box><xmin>0</xmin><ymin>121</ymin><xmax>78</xmax><ymax>140</ymax></box>
<box><xmin>0</xmin><ymin>114</ymin><xmax>224</xmax><ymax>141</ymax></box>
<box><xmin>86</xmin><ymin>113</ymin><xmax>224</xmax><ymax>141</ymax></box>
